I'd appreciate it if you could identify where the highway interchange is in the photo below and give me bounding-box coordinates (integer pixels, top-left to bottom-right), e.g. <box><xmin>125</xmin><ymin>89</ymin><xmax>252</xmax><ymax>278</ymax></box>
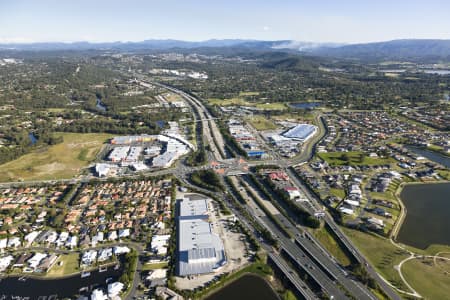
<box><xmin>153</xmin><ymin>82</ymin><xmax>401</xmax><ymax>300</ymax></box>
<box><xmin>0</xmin><ymin>79</ymin><xmax>402</xmax><ymax>300</ymax></box>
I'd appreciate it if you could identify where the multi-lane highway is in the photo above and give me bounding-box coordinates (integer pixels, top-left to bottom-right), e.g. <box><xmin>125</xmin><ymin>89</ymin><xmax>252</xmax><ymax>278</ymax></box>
<box><xmin>152</xmin><ymin>81</ymin><xmax>401</xmax><ymax>300</ymax></box>
<box><xmin>3</xmin><ymin>77</ymin><xmax>400</xmax><ymax>300</ymax></box>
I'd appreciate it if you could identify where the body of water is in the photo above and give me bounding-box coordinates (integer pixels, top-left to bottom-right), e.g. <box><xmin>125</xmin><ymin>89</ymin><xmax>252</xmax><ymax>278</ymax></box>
<box><xmin>406</xmin><ymin>146</ymin><xmax>450</xmax><ymax>168</ymax></box>
<box><xmin>96</xmin><ymin>98</ymin><xmax>106</xmax><ymax>111</ymax></box>
<box><xmin>422</xmin><ymin>69</ymin><xmax>450</xmax><ymax>75</ymax></box>
<box><xmin>0</xmin><ymin>267</ymin><xmax>122</xmax><ymax>299</ymax></box>
<box><xmin>207</xmin><ymin>274</ymin><xmax>279</xmax><ymax>300</ymax></box>
<box><xmin>290</xmin><ymin>102</ymin><xmax>321</xmax><ymax>109</ymax></box>
<box><xmin>397</xmin><ymin>182</ymin><xmax>450</xmax><ymax>249</ymax></box>
<box><xmin>28</xmin><ymin>133</ymin><xmax>38</xmax><ymax>145</ymax></box>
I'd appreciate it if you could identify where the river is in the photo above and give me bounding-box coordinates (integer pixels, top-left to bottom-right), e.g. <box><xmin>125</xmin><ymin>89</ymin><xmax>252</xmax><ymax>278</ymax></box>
<box><xmin>397</xmin><ymin>182</ymin><xmax>450</xmax><ymax>249</ymax></box>
<box><xmin>206</xmin><ymin>274</ymin><xmax>279</xmax><ymax>300</ymax></box>
<box><xmin>0</xmin><ymin>267</ymin><xmax>122</xmax><ymax>299</ymax></box>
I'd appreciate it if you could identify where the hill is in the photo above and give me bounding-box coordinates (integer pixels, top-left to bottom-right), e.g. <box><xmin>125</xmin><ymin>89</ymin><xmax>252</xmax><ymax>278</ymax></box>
<box><xmin>312</xmin><ymin>39</ymin><xmax>450</xmax><ymax>62</ymax></box>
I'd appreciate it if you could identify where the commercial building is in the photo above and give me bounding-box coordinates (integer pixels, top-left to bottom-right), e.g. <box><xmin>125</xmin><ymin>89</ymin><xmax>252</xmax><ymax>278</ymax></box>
<box><xmin>282</xmin><ymin>124</ymin><xmax>318</xmax><ymax>141</ymax></box>
<box><xmin>108</xmin><ymin>146</ymin><xmax>130</xmax><ymax>162</ymax></box>
<box><xmin>110</xmin><ymin>135</ymin><xmax>156</xmax><ymax>144</ymax></box>
<box><xmin>176</xmin><ymin>195</ymin><xmax>226</xmax><ymax>276</ymax></box>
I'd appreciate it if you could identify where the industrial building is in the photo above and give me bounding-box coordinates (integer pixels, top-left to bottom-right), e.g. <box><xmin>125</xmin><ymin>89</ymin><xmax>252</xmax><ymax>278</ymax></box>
<box><xmin>228</xmin><ymin>119</ymin><xmax>266</xmax><ymax>159</ymax></box>
<box><xmin>176</xmin><ymin>195</ymin><xmax>226</xmax><ymax>277</ymax></box>
<box><xmin>282</xmin><ymin>124</ymin><xmax>317</xmax><ymax>141</ymax></box>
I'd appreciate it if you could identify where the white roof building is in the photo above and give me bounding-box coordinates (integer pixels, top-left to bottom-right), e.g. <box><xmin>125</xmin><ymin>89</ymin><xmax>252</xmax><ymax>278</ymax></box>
<box><xmin>108</xmin><ymin>231</ymin><xmax>118</xmax><ymax>241</ymax></box>
<box><xmin>28</xmin><ymin>253</ymin><xmax>47</xmax><ymax>269</ymax></box>
<box><xmin>113</xmin><ymin>246</ymin><xmax>130</xmax><ymax>255</ymax></box>
<box><xmin>56</xmin><ymin>232</ymin><xmax>69</xmax><ymax>247</ymax></box>
<box><xmin>177</xmin><ymin>196</ymin><xmax>226</xmax><ymax>276</ymax></box>
<box><xmin>344</xmin><ymin>199</ymin><xmax>360</xmax><ymax>207</ymax></box>
<box><xmin>0</xmin><ymin>255</ymin><xmax>14</xmax><ymax>271</ymax></box>
<box><xmin>65</xmin><ymin>235</ymin><xmax>78</xmax><ymax>248</ymax></box>
<box><xmin>151</xmin><ymin>235</ymin><xmax>170</xmax><ymax>256</ymax></box>
<box><xmin>91</xmin><ymin>289</ymin><xmax>108</xmax><ymax>300</ymax></box>
<box><xmin>109</xmin><ymin>146</ymin><xmax>130</xmax><ymax>162</ymax></box>
<box><xmin>339</xmin><ymin>206</ymin><xmax>354</xmax><ymax>215</ymax></box>
<box><xmin>98</xmin><ymin>248</ymin><xmax>113</xmax><ymax>262</ymax></box>
<box><xmin>81</xmin><ymin>250</ymin><xmax>97</xmax><ymax>266</ymax></box>
<box><xmin>118</xmin><ymin>229</ymin><xmax>130</xmax><ymax>239</ymax></box>
<box><xmin>367</xmin><ymin>217</ymin><xmax>384</xmax><ymax>227</ymax></box>
<box><xmin>282</xmin><ymin>124</ymin><xmax>317</xmax><ymax>141</ymax></box>
<box><xmin>46</xmin><ymin>231</ymin><xmax>58</xmax><ymax>244</ymax></box>
<box><xmin>7</xmin><ymin>237</ymin><xmax>21</xmax><ymax>248</ymax></box>
<box><xmin>95</xmin><ymin>163</ymin><xmax>112</xmax><ymax>177</ymax></box>
<box><xmin>108</xmin><ymin>282</ymin><xmax>125</xmax><ymax>297</ymax></box>
<box><xmin>0</xmin><ymin>238</ymin><xmax>7</xmax><ymax>250</ymax></box>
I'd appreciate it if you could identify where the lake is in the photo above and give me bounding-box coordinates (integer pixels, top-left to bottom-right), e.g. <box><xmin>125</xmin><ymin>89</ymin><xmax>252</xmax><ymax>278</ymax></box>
<box><xmin>28</xmin><ymin>133</ymin><xmax>38</xmax><ymax>145</ymax></box>
<box><xmin>0</xmin><ymin>267</ymin><xmax>122</xmax><ymax>299</ymax></box>
<box><xmin>206</xmin><ymin>274</ymin><xmax>279</xmax><ymax>300</ymax></box>
<box><xmin>396</xmin><ymin>182</ymin><xmax>450</xmax><ymax>249</ymax></box>
<box><xmin>290</xmin><ymin>102</ymin><xmax>321</xmax><ymax>109</ymax></box>
<box><xmin>96</xmin><ymin>98</ymin><xmax>106</xmax><ymax>111</ymax></box>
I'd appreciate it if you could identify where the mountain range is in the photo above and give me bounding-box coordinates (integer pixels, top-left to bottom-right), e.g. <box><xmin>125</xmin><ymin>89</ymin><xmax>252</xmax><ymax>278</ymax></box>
<box><xmin>1</xmin><ymin>39</ymin><xmax>449</xmax><ymax>61</ymax></box>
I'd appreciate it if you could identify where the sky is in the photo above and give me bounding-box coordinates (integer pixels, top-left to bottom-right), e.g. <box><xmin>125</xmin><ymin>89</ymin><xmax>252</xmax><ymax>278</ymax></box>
<box><xmin>0</xmin><ymin>0</ymin><xmax>449</xmax><ymax>44</ymax></box>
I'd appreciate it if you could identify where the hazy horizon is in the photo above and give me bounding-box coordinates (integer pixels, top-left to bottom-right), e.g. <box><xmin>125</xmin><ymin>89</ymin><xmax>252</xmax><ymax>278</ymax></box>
<box><xmin>1</xmin><ymin>0</ymin><xmax>450</xmax><ymax>44</ymax></box>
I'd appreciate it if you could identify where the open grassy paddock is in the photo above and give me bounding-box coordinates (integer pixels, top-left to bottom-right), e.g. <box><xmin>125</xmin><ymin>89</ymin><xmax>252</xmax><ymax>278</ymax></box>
<box><xmin>318</xmin><ymin>151</ymin><xmax>395</xmax><ymax>166</ymax></box>
<box><xmin>402</xmin><ymin>257</ymin><xmax>450</xmax><ymax>300</ymax></box>
<box><xmin>0</xmin><ymin>132</ymin><xmax>112</xmax><ymax>182</ymax></box>
<box><xmin>208</xmin><ymin>94</ymin><xmax>286</xmax><ymax>111</ymax></box>
<box><xmin>46</xmin><ymin>253</ymin><xmax>80</xmax><ymax>277</ymax></box>
<box><xmin>342</xmin><ymin>228</ymin><xmax>410</xmax><ymax>291</ymax></box>
<box><xmin>245</xmin><ymin>115</ymin><xmax>278</xmax><ymax>130</ymax></box>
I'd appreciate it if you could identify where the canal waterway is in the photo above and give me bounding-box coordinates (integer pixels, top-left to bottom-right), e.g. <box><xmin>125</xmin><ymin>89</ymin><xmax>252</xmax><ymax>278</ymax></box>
<box><xmin>406</xmin><ymin>145</ymin><xmax>450</xmax><ymax>169</ymax></box>
<box><xmin>0</xmin><ymin>267</ymin><xmax>122</xmax><ymax>299</ymax></box>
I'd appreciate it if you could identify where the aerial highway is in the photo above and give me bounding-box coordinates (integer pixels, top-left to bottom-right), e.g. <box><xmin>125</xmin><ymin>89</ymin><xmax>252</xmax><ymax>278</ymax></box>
<box><xmin>1</xmin><ymin>77</ymin><xmax>401</xmax><ymax>300</ymax></box>
<box><xmin>145</xmin><ymin>80</ymin><xmax>400</xmax><ymax>300</ymax></box>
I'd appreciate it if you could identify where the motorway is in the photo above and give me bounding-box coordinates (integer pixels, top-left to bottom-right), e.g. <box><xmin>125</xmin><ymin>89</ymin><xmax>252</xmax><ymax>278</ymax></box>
<box><xmin>121</xmin><ymin>81</ymin><xmax>400</xmax><ymax>299</ymax></box>
<box><xmin>287</xmin><ymin>168</ymin><xmax>402</xmax><ymax>300</ymax></box>
<box><xmin>235</xmin><ymin>176</ymin><xmax>375</xmax><ymax>300</ymax></box>
<box><xmin>0</xmin><ymin>78</ymin><xmax>401</xmax><ymax>300</ymax></box>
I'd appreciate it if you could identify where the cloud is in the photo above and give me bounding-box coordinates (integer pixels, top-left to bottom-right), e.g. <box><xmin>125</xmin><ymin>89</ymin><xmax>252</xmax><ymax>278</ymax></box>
<box><xmin>263</xmin><ymin>26</ymin><xmax>270</xmax><ymax>31</ymax></box>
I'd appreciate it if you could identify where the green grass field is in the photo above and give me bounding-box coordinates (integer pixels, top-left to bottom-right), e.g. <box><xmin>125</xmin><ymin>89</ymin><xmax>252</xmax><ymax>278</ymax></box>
<box><xmin>208</xmin><ymin>95</ymin><xmax>286</xmax><ymax>110</ymax></box>
<box><xmin>402</xmin><ymin>257</ymin><xmax>450</xmax><ymax>300</ymax></box>
<box><xmin>255</xmin><ymin>102</ymin><xmax>286</xmax><ymax>110</ymax></box>
<box><xmin>208</xmin><ymin>97</ymin><xmax>247</xmax><ymax>106</ymax></box>
<box><xmin>318</xmin><ymin>151</ymin><xmax>395</xmax><ymax>166</ymax></box>
<box><xmin>330</xmin><ymin>188</ymin><xmax>346</xmax><ymax>199</ymax></box>
<box><xmin>239</xmin><ymin>91</ymin><xmax>260</xmax><ymax>96</ymax></box>
<box><xmin>46</xmin><ymin>253</ymin><xmax>80</xmax><ymax>277</ymax></box>
<box><xmin>437</xmin><ymin>170</ymin><xmax>450</xmax><ymax>180</ymax></box>
<box><xmin>342</xmin><ymin>228</ymin><xmax>410</xmax><ymax>290</ymax></box>
<box><xmin>312</xmin><ymin>226</ymin><xmax>352</xmax><ymax>266</ymax></box>
<box><xmin>141</xmin><ymin>262</ymin><xmax>168</xmax><ymax>271</ymax></box>
<box><xmin>245</xmin><ymin>115</ymin><xmax>278</xmax><ymax>130</ymax></box>
<box><xmin>0</xmin><ymin>132</ymin><xmax>112</xmax><ymax>182</ymax></box>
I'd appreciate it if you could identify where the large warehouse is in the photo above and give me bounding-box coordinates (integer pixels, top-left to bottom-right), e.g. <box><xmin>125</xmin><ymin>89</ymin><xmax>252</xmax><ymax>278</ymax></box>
<box><xmin>282</xmin><ymin>124</ymin><xmax>317</xmax><ymax>141</ymax></box>
<box><xmin>176</xmin><ymin>195</ymin><xmax>226</xmax><ymax>277</ymax></box>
